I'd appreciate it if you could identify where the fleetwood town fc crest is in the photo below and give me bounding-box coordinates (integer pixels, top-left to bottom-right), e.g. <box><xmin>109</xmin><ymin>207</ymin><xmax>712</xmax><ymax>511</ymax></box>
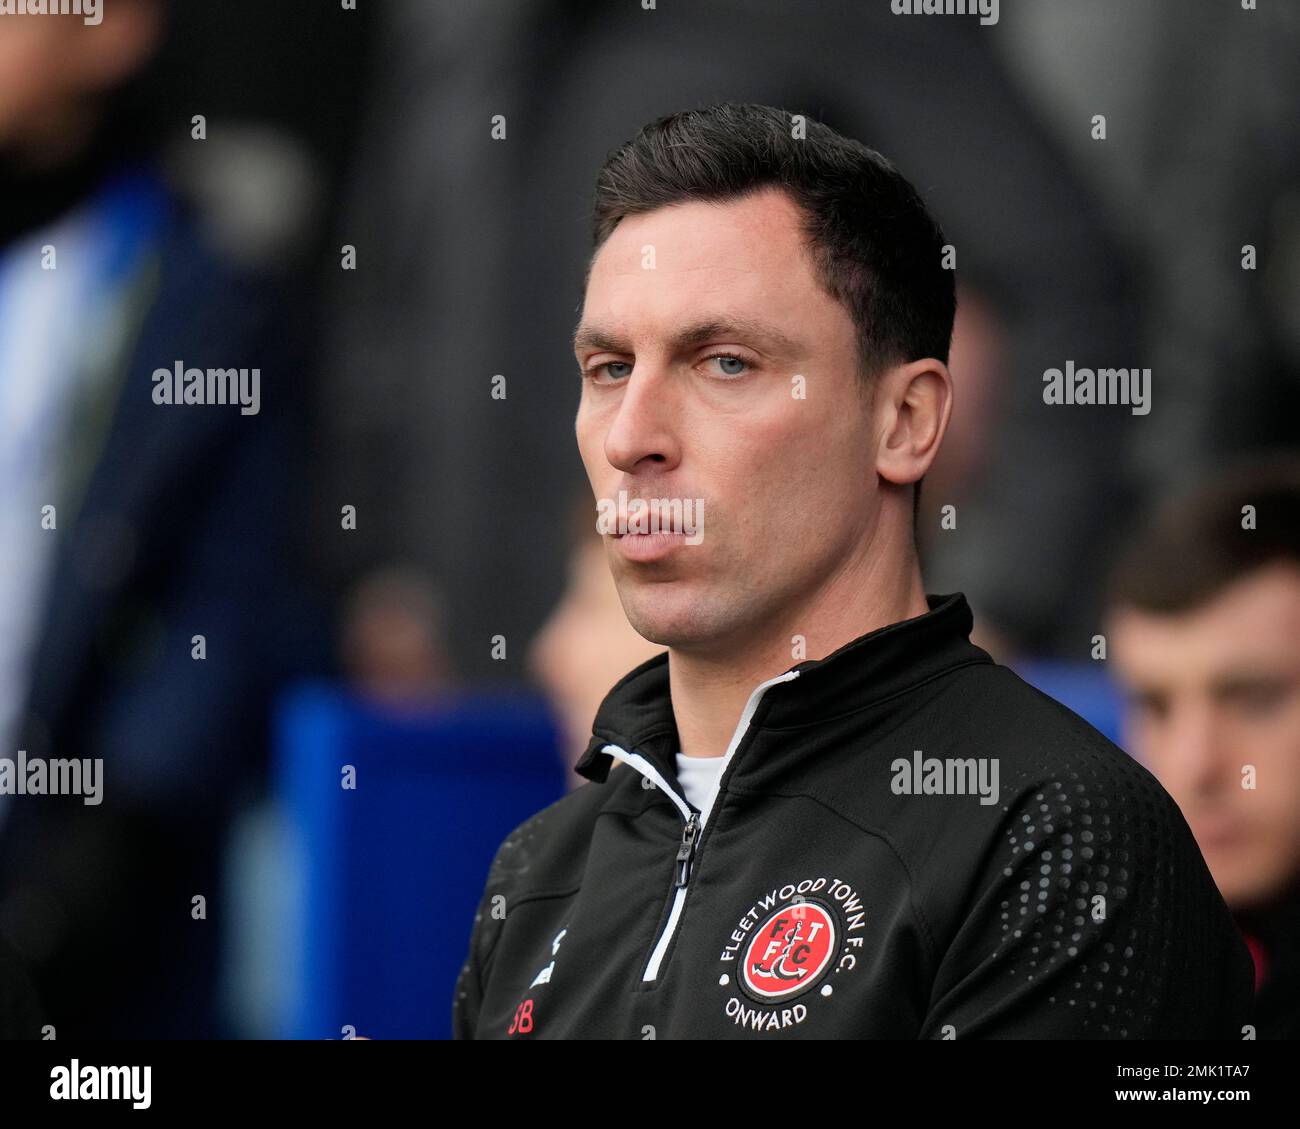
<box><xmin>718</xmin><ymin>876</ymin><xmax>867</xmax><ymax>1032</ymax></box>
<box><xmin>741</xmin><ymin>899</ymin><xmax>837</xmax><ymax>1000</ymax></box>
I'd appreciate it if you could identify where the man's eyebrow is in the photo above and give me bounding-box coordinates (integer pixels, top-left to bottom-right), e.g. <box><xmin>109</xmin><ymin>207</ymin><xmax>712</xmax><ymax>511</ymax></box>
<box><xmin>572</xmin><ymin>316</ymin><xmax>802</xmax><ymax>356</ymax></box>
<box><xmin>1210</xmin><ymin>670</ymin><xmax>1296</xmax><ymax>695</ymax></box>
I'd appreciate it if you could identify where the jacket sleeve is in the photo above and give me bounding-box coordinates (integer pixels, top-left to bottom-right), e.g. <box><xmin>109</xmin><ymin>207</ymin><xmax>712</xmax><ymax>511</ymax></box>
<box><xmin>918</xmin><ymin>753</ymin><xmax>1256</xmax><ymax>1039</ymax></box>
<box><xmin>451</xmin><ymin>844</ymin><xmax>507</xmax><ymax>1040</ymax></box>
<box><xmin>451</xmin><ymin>819</ymin><xmax>531</xmax><ymax>1039</ymax></box>
<box><xmin>450</xmin><ymin>894</ymin><xmax>490</xmax><ymax>1040</ymax></box>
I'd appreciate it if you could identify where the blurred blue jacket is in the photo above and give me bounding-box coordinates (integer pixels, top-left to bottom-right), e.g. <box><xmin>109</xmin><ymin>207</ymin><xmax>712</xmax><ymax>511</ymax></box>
<box><xmin>0</xmin><ymin>164</ymin><xmax>328</xmax><ymax>1038</ymax></box>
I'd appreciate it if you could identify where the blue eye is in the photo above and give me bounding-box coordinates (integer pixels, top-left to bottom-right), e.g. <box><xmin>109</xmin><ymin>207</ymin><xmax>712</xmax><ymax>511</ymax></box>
<box><xmin>584</xmin><ymin>361</ymin><xmax>633</xmax><ymax>382</ymax></box>
<box><xmin>706</xmin><ymin>354</ymin><xmax>748</xmax><ymax>377</ymax></box>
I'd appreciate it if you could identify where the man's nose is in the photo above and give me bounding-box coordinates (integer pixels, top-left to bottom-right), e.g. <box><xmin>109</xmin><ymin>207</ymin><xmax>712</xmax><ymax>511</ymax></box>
<box><xmin>1167</xmin><ymin>700</ymin><xmax>1232</xmax><ymax>796</ymax></box>
<box><xmin>602</xmin><ymin>363</ymin><xmax>681</xmax><ymax>474</ymax></box>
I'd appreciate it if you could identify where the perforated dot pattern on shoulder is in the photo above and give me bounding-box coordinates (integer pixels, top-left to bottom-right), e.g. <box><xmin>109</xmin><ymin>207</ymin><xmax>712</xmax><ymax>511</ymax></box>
<box><xmin>980</xmin><ymin>735</ymin><xmax>1225</xmax><ymax>1037</ymax></box>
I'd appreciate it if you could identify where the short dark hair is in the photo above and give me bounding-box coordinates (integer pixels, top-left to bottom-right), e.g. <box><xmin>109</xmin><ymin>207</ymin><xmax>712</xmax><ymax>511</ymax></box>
<box><xmin>1106</xmin><ymin>456</ymin><xmax>1300</xmax><ymax>616</ymax></box>
<box><xmin>588</xmin><ymin>102</ymin><xmax>956</xmax><ymax>382</ymax></box>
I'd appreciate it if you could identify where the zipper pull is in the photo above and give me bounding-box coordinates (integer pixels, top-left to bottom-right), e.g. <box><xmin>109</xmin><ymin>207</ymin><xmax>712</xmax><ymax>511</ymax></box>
<box><xmin>675</xmin><ymin>812</ymin><xmax>700</xmax><ymax>888</ymax></box>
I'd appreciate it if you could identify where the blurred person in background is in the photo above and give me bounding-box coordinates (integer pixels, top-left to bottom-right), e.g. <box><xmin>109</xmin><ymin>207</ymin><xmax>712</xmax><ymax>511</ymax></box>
<box><xmin>338</xmin><ymin>564</ymin><xmax>458</xmax><ymax>710</ymax></box>
<box><xmin>1107</xmin><ymin>459</ymin><xmax>1300</xmax><ymax>1039</ymax></box>
<box><xmin>0</xmin><ymin>0</ymin><xmax>325</xmax><ymax>1036</ymax></box>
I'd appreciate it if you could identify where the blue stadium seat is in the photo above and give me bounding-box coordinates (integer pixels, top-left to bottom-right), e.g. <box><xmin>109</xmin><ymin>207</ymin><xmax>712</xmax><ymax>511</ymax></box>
<box><xmin>270</xmin><ymin>682</ymin><xmax>566</xmax><ymax>1039</ymax></box>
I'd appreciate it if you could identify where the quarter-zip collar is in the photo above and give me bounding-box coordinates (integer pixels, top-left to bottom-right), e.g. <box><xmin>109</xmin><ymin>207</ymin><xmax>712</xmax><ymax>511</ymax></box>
<box><xmin>576</xmin><ymin>592</ymin><xmax>989</xmax><ymax>791</ymax></box>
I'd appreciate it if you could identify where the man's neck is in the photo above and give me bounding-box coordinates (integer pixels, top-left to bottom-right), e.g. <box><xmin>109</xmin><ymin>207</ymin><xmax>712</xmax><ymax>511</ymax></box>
<box><xmin>668</xmin><ymin>541</ymin><xmax>929</xmax><ymax>760</ymax></box>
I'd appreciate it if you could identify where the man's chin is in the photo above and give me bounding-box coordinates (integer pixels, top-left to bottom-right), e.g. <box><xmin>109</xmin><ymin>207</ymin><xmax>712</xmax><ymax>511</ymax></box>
<box><xmin>624</xmin><ymin>605</ymin><xmax>767</xmax><ymax>656</ymax></box>
<box><xmin>617</xmin><ymin>574</ymin><xmax>770</xmax><ymax>653</ymax></box>
<box><xmin>622</xmin><ymin>598</ymin><xmax>721</xmax><ymax>650</ymax></box>
<box><xmin>624</xmin><ymin>616</ymin><xmax>700</xmax><ymax>649</ymax></box>
<box><xmin>1209</xmin><ymin>854</ymin><xmax>1293</xmax><ymax>914</ymax></box>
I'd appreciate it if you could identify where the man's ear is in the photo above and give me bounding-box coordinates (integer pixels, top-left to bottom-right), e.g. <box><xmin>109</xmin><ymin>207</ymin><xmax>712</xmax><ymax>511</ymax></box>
<box><xmin>874</xmin><ymin>357</ymin><xmax>953</xmax><ymax>487</ymax></box>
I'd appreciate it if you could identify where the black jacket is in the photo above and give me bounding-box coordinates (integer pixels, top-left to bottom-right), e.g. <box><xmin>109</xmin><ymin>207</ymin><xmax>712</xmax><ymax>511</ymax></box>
<box><xmin>453</xmin><ymin>594</ymin><xmax>1254</xmax><ymax>1039</ymax></box>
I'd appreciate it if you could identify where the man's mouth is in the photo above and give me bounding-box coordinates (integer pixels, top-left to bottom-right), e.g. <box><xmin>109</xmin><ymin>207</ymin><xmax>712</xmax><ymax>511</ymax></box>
<box><xmin>1193</xmin><ymin>814</ymin><xmax>1246</xmax><ymax>848</ymax></box>
<box><xmin>613</xmin><ymin>530</ymin><xmax>689</xmax><ymax>562</ymax></box>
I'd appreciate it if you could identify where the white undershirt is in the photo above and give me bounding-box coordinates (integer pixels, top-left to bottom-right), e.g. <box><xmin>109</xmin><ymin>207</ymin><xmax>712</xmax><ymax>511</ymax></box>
<box><xmin>675</xmin><ymin>752</ymin><xmax>728</xmax><ymax>828</ymax></box>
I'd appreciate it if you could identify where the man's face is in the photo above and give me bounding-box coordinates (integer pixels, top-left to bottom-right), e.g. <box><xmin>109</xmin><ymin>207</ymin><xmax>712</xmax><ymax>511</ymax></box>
<box><xmin>573</xmin><ymin>187</ymin><xmax>881</xmax><ymax>655</ymax></box>
<box><xmin>1109</xmin><ymin>564</ymin><xmax>1300</xmax><ymax>910</ymax></box>
<box><xmin>0</xmin><ymin>18</ymin><xmax>80</xmax><ymax>149</ymax></box>
<box><xmin>0</xmin><ymin>4</ymin><xmax>157</xmax><ymax>165</ymax></box>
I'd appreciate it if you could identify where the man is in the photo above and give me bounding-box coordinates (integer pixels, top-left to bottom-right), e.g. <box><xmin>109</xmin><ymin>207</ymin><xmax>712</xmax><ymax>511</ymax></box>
<box><xmin>0</xmin><ymin>1</ymin><xmax>322</xmax><ymax>1036</ymax></box>
<box><xmin>452</xmin><ymin>103</ymin><xmax>1252</xmax><ymax>1039</ymax></box>
<box><xmin>1107</xmin><ymin>460</ymin><xmax>1300</xmax><ymax>1040</ymax></box>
